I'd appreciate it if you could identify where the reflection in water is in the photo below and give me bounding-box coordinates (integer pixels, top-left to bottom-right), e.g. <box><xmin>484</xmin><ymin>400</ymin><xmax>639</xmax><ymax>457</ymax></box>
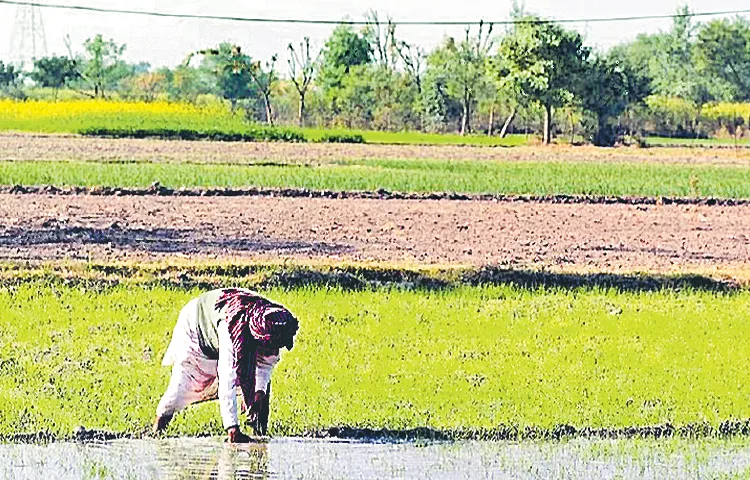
<box><xmin>4</xmin><ymin>436</ymin><xmax>750</xmax><ymax>479</ymax></box>
<box><xmin>156</xmin><ymin>440</ymin><xmax>270</xmax><ymax>480</ymax></box>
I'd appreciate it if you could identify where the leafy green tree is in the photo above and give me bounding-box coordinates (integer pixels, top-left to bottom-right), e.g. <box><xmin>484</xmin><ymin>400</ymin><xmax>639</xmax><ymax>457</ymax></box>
<box><xmin>423</xmin><ymin>22</ymin><xmax>494</xmax><ymax>135</ymax></box>
<box><xmin>79</xmin><ymin>34</ymin><xmax>129</xmax><ymax>98</ymax></box>
<box><xmin>578</xmin><ymin>56</ymin><xmax>651</xmax><ymax>145</ymax></box>
<box><xmin>0</xmin><ymin>61</ymin><xmax>24</xmax><ymax>99</ymax></box>
<box><xmin>319</xmin><ymin>24</ymin><xmax>372</xmax><ymax>91</ymax></box>
<box><xmin>30</xmin><ymin>56</ymin><xmax>79</xmax><ymax>99</ymax></box>
<box><xmin>493</xmin><ymin>17</ymin><xmax>589</xmax><ymax>143</ymax></box>
<box><xmin>695</xmin><ymin>17</ymin><xmax>750</xmax><ymax>101</ymax></box>
<box><xmin>610</xmin><ymin>8</ymin><xmax>732</xmax><ymax>104</ymax></box>
<box><xmin>420</xmin><ymin>64</ymin><xmax>463</xmax><ymax>133</ymax></box>
<box><xmin>194</xmin><ymin>44</ymin><xmax>257</xmax><ymax>112</ymax></box>
<box><xmin>332</xmin><ymin>64</ymin><xmax>376</xmax><ymax>128</ymax></box>
<box><xmin>0</xmin><ymin>61</ymin><xmax>19</xmax><ymax>88</ymax></box>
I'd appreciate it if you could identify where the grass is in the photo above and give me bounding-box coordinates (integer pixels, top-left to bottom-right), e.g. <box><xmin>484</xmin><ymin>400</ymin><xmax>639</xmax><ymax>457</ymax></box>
<box><xmin>0</xmin><ymin>280</ymin><xmax>749</xmax><ymax>439</ymax></box>
<box><xmin>1</xmin><ymin>158</ymin><xmax>749</xmax><ymax>198</ymax></box>
<box><xmin>303</xmin><ymin>127</ymin><xmax>528</xmax><ymax>147</ymax></box>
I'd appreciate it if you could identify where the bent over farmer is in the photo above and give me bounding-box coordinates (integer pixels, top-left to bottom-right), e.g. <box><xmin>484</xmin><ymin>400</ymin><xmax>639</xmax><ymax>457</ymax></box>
<box><xmin>154</xmin><ymin>288</ymin><xmax>299</xmax><ymax>443</ymax></box>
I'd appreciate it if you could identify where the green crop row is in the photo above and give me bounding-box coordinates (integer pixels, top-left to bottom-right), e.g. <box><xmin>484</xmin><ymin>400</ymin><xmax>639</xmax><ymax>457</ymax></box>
<box><xmin>0</xmin><ymin>281</ymin><xmax>748</xmax><ymax>439</ymax></box>
<box><xmin>1</xmin><ymin>159</ymin><xmax>749</xmax><ymax>199</ymax></box>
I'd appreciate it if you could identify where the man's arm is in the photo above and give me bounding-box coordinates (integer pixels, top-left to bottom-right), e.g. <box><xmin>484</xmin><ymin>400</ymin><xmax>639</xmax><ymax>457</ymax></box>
<box><xmin>248</xmin><ymin>352</ymin><xmax>280</xmax><ymax>435</ymax></box>
<box><xmin>217</xmin><ymin>321</ymin><xmax>250</xmax><ymax>443</ymax></box>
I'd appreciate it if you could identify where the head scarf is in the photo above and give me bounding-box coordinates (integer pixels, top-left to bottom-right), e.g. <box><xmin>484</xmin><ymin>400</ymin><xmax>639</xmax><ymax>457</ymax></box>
<box><xmin>215</xmin><ymin>289</ymin><xmax>299</xmax><ymax>403</ymax></box>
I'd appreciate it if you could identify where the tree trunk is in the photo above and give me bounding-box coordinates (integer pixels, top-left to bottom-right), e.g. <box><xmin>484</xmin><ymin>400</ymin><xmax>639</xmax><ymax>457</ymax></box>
<box><xmin>298</xmin><ymin>94</ymin><xmax>306</xmax><ymax>128</ymax></box>
<box><xmin>499</xmin><ymin>108</ymin><xmax>516</xmax><ymax>138</ymax></box>
<box><xmin>264</xmin><ymin>94</ymin><xmax>274</xmax><ymax>126</ymax></box>
<box><xmin>543</xmin><ymin>104</ymin><xmax>552</xmax><ymax>145</ymax></box>
<box><xmin>460</xmin><ymin>102</ymin><xmax>469</xmax><ymax>136</ymax></box>
<box><xmin>488</xmin><ymin>103</ymin><xmax>495</xmax><ymax>137</ymax></box>
<box><xmin>569</xmin><ymin>111</ymin><xmax>575</xmax><ymax>145</ymax></box>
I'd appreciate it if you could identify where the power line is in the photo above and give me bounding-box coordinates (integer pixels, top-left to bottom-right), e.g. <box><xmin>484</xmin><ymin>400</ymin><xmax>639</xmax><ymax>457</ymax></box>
<box><xmin>0</xmin><ymin>0</ymin><xmax>749</xmax><ymax>26</ymax></box>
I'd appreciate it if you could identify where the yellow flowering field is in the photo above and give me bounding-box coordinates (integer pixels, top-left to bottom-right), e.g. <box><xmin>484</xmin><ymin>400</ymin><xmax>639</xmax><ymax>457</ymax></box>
<box><xmin>0</xmin><ymin>99</ymin><xmax>307</xmax><ymax>141</ymax></box>
<box><xmin>0</xmin><ymin>99</ymin><xmax>242</xmax><ymax>133</ymax></box>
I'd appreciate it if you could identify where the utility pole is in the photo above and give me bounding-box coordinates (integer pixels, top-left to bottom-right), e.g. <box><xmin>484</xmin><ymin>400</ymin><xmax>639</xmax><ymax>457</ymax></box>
<box><xmin>9</xmin><ymin>4</ymin><xmax>48</xmax><ymax>70</ymax></box>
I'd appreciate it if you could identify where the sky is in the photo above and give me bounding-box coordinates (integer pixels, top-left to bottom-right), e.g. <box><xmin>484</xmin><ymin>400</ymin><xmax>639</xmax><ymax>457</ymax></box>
<box><xmin>1</xmin><ymin>0</ymin><xmax>749</xmax><ymax>70</ymax></box>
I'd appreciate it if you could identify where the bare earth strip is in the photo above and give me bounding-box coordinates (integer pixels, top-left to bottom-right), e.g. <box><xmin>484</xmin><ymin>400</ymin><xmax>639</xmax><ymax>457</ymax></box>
<box><xmin>0</xmin><ymin>194</ymin><xmax>748</xmax><ymax>275</ymax></box>
<box><xmin>2</xmin><ymin>133</ymin><xmax>750</xmax><ymax>165</ymax></box>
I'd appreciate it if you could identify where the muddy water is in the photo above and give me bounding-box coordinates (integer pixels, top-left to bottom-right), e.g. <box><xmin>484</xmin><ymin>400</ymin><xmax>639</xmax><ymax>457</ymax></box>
<box><xmin>3</xmin><ymin>437</ymin><xmax>750</xmax><ymax>479</ymax></box>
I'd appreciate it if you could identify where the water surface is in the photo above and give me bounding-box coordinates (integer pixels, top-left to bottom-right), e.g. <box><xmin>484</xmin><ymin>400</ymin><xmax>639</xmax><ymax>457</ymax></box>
<box><xmin>3</xmin><ymin>436</ymin><xmax>750</xmax><ymax>479</ymax></box>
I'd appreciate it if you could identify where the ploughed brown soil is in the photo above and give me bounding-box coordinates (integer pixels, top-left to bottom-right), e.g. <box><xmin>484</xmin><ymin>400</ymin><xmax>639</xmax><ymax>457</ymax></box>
<box><xmin>3</xmin><ymin>132</ymin><xmax>750</xmax><ymax>165</ymax></box>
<box><xmin>1</xmin><ymin>193</ymin><xmax>748</xmax><ymax>273</ymax></box>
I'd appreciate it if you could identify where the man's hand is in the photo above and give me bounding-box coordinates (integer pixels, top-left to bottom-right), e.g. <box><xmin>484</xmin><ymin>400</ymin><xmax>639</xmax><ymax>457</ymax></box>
<box><xmin>250</xmin><ymin>391</ymin><xmax>266</xmax><ymax>413</ymax></box>
<box><xmin>152</xmin><ymin>414</ymin><xmax>172</xmax><ymax>434</ymax></box>
<box><xmin>226</xmin><ymin>426</ymin><xmax>252</xmax><ymax>443</ymax></box>
<box><xmin>247</xmin><ymin>390</ymin><xmax>269</xmax><ymax>436</ymax></box>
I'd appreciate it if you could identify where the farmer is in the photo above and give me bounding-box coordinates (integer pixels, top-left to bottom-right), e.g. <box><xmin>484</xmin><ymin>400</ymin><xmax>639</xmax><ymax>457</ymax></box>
<box><xmin>153</xmin><ymin>288</ymin><xmax>298</xmax><ymax>443</ymax></box>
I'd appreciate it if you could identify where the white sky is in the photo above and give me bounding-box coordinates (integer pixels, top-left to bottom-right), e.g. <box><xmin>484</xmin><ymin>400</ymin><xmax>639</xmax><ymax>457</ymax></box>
<box><xmin>1</xmin><ymin>0</ymin><xmax>748</xmax><ymax>70</ymax></box>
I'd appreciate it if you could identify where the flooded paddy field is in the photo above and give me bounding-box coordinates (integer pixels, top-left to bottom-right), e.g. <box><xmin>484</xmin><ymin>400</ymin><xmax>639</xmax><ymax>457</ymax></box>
<box><xmin>4</xmin><ymin>436</ymin><xmax>750</xmax><ymax>479</ymax></box>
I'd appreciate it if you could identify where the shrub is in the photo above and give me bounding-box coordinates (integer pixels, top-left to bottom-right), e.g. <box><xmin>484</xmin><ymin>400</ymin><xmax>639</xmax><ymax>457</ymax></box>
<box><xmin>78</xmin><ymin>126</ymin><xmax>307</xmax><ymax>143</ymax></box>
<box><xmin>316</xmin><ymin>133</ymin><xmax>366</xmax><ymax>144</ymax></box>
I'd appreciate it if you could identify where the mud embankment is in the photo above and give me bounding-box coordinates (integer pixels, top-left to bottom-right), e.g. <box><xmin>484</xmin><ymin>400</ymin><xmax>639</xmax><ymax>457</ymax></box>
<box><xmin>3</xmin><ymin>184</ymin><xmax>750</xmax><ymax>206</ymax></box>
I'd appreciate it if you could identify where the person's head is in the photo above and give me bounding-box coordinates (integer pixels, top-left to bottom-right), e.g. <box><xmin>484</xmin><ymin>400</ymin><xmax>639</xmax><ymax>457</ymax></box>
<box><xmin>255</xmin><ymin>307</ymin><xmax>299</xmax><ymax>351</ymax></box>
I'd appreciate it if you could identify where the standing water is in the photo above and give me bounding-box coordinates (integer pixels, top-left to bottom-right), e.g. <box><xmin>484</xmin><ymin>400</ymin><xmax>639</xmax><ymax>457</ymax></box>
<box><xmin>3</xmin><ymin>437</ymin><xmax>750</xmax><ymax>479</ymax></box>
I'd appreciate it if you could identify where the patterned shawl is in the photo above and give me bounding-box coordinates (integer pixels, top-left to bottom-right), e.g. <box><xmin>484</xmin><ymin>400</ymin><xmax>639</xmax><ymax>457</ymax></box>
<box><xmin>215</xmin><ymin>289</ymin><xmax>299</xmax><ymax>406</ymax></box>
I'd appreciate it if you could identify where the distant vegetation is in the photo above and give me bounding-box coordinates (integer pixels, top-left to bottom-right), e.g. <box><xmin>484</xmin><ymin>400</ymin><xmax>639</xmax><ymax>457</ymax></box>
<box><xmin>0</xmin><ymin>99</ymin><xmax>527</xmax><ymax>146</ymax></box>
<box><xmin>1</xmin><ymin>7</ymin><xmax>749</xmax><ymax>146</ymax></box>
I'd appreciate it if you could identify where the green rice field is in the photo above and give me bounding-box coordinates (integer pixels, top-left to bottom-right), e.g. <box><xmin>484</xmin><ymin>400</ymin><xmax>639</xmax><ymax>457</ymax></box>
<box><xmin>0</xmin><ymin>280</ymin><xmax>748</xmax><ymax>439</ymax></box>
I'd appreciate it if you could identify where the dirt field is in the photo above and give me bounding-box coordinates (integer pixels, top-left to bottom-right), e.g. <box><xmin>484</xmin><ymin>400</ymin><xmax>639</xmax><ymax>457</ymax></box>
<box><xmin>1</xmin><ymin>193</ymin><xmax>748</xmax><ymax>274</ymax></box>
<box><xmin>3</xmin><ymin>133</ymin><xmax>750</xmax><ymax>165</ymax></box>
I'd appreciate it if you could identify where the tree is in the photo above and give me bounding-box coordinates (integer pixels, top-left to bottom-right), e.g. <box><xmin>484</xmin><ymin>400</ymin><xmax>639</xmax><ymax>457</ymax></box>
<box><xmin>195</xmin><ymin>44</ymin><xmax>255</xmax><ymax>112</ymax></box>
<box><xmin>578</xmin><ymin>56</ymin><xmax>651</xmax><ymax>145</ymax></box>
<box><xmin>425</xmin><ymin>22</ymin><xmax>494</xmax><ymax>135</ymax></box>
<box><xmin>494</xmin><ymin>17</ymin><xmax>589</xmax><ymax>143</ymax></box>
<box><xmin>0</xmin><ymin>61</ymin><xmax>19</xmax><ymax>88</ymax></box>
<box><xmin>610</xmin><ymin>7</ymin><xmax>731</xmax><ymax>104</ymax></box>
<box><xmin>79</xmin><ymin>34</ymin><xmax>129</xmax><ymax>98</ymax></box>
<box><xmin>248</xmin><ymin>56</ymin><xmax>278</xmax><ymax>125</ymax></box>
<box><xmin>318</xmin><ymin>24</ymin><xmax>372</xmax><ymax>91</ymax></box>
<box><xmin>30</xmin><ymin>56</ymin><xmax>79</xmax><ymax>99</ymax></box>
<box><xmin>364</xmin><ymin>10</ymin><xmax>397</xmax><ymax>71</ymax></box>
<box><xmin>695</xmin><ymin>17</ymin><xmax>750</xmax><ymax>101</ymax></box>
<box><xmin>288</xmin><ymin>38</ymin><xmax>317</xmax><ymax>127</ymax></box>
<box><xmin>395</xmin><ymin>40</ymin><xmax>425</xmax><ymax>94</ymax></box>
<box><xmin>420</xmin><ymin>66</ymin><xmax>463</xmax><ymax>133</ymax></box>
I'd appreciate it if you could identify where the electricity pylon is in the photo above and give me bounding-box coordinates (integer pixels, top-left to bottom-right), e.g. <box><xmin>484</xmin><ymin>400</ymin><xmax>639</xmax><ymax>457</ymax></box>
<box><xmin>9</xmin><ymin>4</ymin><xmax>48</xmax><ymax>69</ymax></box>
